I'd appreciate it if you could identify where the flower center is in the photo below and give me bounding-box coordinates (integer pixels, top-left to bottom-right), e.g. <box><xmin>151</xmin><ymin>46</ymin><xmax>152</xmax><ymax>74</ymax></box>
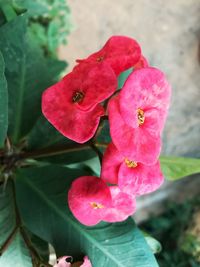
<box><xmin>72</xmin><ymin>91</ymin><xmax>84</xmax><ymax>103</ymax></box>
<box><xmin>137</xmin><ymin>108</ymin><xmax>145</xmax><ymax>125</ymax></box>
<box><xmin>90</xmin><ymin>202</ymin><xmax>104</xmax><ymax>209</ymax></box>
<box><xmin>124</xmin><ymin>158</ymin><xmax>138</xmax><ymax>168</ymax></box>
<box><xmin>96</xmin><ymin>56</ymin><xmax>104</xmax><ymax>62</ymax></box>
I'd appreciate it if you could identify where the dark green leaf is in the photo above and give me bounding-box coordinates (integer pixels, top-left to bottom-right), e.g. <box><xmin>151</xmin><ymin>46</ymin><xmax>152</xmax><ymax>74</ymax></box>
<box><xmin>0</xmin><ymin>52</ymin><xmax>8</xmax><ymax>147</ymax></box>
<box><xmin>16</xmin><ymin>166</ymin><xmax>159</xmax><ymax>267</ymax></box>
<box><xmin>96</xmin><ymin>120</ymin><xmax>111</xmax><ymax>146</ymax></box>
<box><xmin>160</xmin><ymin>156</ymin><xmax>200</xmax><ymax>180</ymax></box>
<box><xmin>0</xmin><ymin>15</ymin><xmax>67</xmax><ymax>143</ymax></box>
<box><xmin>27</xmin><ymin>116</ymin><xmax>96</xmax><ymax>164</ymax></box>
<box><xmin>30</xmin><ymin>232</ymin><xmax>49</xmax><ymax>262</ymax></box>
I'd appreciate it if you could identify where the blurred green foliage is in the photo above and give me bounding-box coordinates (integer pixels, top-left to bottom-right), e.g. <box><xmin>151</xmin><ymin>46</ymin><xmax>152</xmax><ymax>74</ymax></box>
<box><xmin>0</xmin><ymin>0</ymin><xmax>72</xmax><ymax>57</ymax></box>
<box><xmin>142</xmin><ymin>198</ymin><xmax>200</xmax><ymax>267</ymax></box>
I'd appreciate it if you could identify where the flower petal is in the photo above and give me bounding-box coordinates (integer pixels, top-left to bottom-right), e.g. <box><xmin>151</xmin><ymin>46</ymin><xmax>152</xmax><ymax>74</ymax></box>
<box><xmin>119</xmin><ymin>67</ymin><xmax>171</xmax><ymax>128</ymax></box>
<box><xmin>54</xmin><ymin>256</ymin><xmax>73</xmax><ymax>267</ymax></box>
<box><xmin>42</xmin><ymin>80</ymin><xmax>104</xmax><ymax>143</ymax></box>
<box><xmin>102</xmin><ymin>186</ymin><xmax>136</xmax><ymax>222</ymax></box>
<box><xmin>68</xmin><ymin>176</ymin><xmax>112</xmax><ymax>226</ymax></box>
<box><xmin>133</xmin><ymin>55</ymin><xmax>149</xmax><ymax>69</ymax></box>
<box><xmin>118</xmin><ymin>161</ymin><xmax>164</xmax><ymax>196</ymax></box>
<box><xmin>80</xmin><ymin>256</ymin><xmax>92</xmax><ymax>267</ymax></box>
<box><xmin>71</xmin><ymin>62</ymin><xmax>117</xmax><ymax>111</ymax></box>
<box><xmin>101</xmin><ymin>142</ymin><xmax>123</xmax><ymax>184</ymax></box>
<box><xmin>76</xmin><ymin>36</ymin><xmax>141</xmax><ymax>75</ymax></box>
<box><xmin>108</xmin><ymin>95</ymin><xmax>161</xmax><ymax>164</ymax></box>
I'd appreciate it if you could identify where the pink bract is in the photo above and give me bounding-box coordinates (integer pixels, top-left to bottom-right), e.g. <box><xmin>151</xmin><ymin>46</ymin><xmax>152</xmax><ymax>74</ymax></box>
<box><xmin>68</xmin><ymin>176</ymin><xmax>112</xmax><ymax>226</ymax></box>
<box><xmin>67</xmin><ymin>63</ymin><xmax>117</xmax><ymax>111</ymax></box>
<box><xmin>133</xmin><ymin>55</ymin><xmax>149</xmax><ymax>69</ymax></box>
<box><xmin>76</xmin><ymin>36</ymin><xmax>141</xmax><ymax>75</ymax></box>
<box><xmin>54</xmin><ymin>256</ymin><xmax>92</xmax><ymax>267</ymax></box>
<box><xmin>80</xmin><ymin>256</ymin><xmax>92</xmax><ymax>267</ymax></box>
<box><xmin>54</xmin><ymin>256</ymin><xmax>73</xmax><ymax>267</ymax></box>
<box><xmin>101</xmin><ymin>143</ymin><xmax>164</xmax><ymax>196</ymax></box>
<box><xmin>102</xmin><ymin>186</ymin><xmax>136</xmax><ymax>222</ymax></box>
<box><xmin>42</xmin><ymin>63</ymin><xmax>117</xmax><ymax>143</ymax></box>
<box><xmin>108</xmin><ymin>67</ymin><xmax>171</xmax><ymax>164</ymax></box>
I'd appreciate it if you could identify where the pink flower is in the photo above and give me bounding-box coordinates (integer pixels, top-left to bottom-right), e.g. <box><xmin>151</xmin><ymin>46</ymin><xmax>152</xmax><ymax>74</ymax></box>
<box><xmin>81</xmin><ymin>256</ymin><xmax>92</xmax><ymax>267</ymax></box>
<box><xmin>42</xmin><ymin>63</ymin><xmax>117</xmax><ymax>143</ymax></box>
<box><xmin>68</xmin><ymin>176</ymin><xmax>136</xmax><ymax>225</ymax></box>
<box><xmin>76</xmin><ymin>36</ymin><xmax>141</xmax><ymax>75</ymax></box>
<box><xmin>101</xmin><ymin>143</ymin><xmax>164</xmax><ymax>196</ymax></box>
<box><xmin>102</xmin><ymin>186</ymin><xmax>136</xmax><ymax>222</ymax></box>
<box><xmin>54</xmin><ymin>256</ymin><xmax>73</xmax><ymax>267</ymax></box>
<box><xmin>68</xmin><ymin>176</ymin><xmax>112</xmax><ymax>226</ymax></box>
<box><xmin>108</xmin><ymin>67</ymin><xmax>171</xmax><ymax>164</ymax></box>
<box><xmin>133</xmin><ymin>55</ymin><xmax>149</xmax><ymax>69</ymax></box>
<box><xmin>54</xmin><ymin>256</ymin><xmax>92</xmax><ymax>267</ymax></box>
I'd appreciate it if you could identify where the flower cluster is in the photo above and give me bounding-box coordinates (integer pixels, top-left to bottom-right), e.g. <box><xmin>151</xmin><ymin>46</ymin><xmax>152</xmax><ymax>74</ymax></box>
<box><xmin>42</xmin><ymin>36</ymin><xmax>171</xmax><ymax>226</ymax></box>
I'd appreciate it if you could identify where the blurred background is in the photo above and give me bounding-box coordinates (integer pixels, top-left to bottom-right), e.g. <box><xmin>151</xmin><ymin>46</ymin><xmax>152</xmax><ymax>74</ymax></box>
<box><xmin>58</xmin><ymin>1</ymin><xmax>200</xmax><ymax>265</ymax></box>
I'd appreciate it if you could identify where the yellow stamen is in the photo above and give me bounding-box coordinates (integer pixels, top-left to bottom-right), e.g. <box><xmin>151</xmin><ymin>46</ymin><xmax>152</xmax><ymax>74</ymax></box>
<box><xmin>72</xmin><ymin>91</ymin><xmax>84</xmax><ymax>103</ymax></box>
<box><xmin>96</xmin><ymin>56</ymin><xmax>104</xmax><ymax>62</ymax></box>
<box><xmin>90</xmin><ymin>202</ymin><xmax>104</xmax><ymax>209</ymax></box>
<box><xmin>124</xmin><ymin>158</ymin><xmax>138</xmax><ymax>168</ymax></box>
<box><xmin>137</xmin><ymin>108</ymin><xmax>145</xmax><ymax>125</ymax></box>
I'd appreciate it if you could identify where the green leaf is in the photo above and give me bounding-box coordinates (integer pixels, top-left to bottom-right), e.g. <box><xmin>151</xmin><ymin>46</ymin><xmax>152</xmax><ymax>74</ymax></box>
<box><xmin>96</xmin><ymin>120</ymin><xmax>111</xmax><ymax>146</ymax></box>
<box><xmin>0</xmin><ymin>15</ymin><xmax>67</xmax><ymax>143</ymax></box>
<box><xmin>145</xmin><ymin>236</ymin><xmax>162</xmax><ymax>254</ymax></box>
<box><xmin>12</xmin><ymin>0</ymin><xmax>49</xmax><ymax>16</ymax></box>
<box><xmin>160</xmin><ymin>156</ymin><xmax>200</xmax><ymax>180</ymax></box>
<box><xmin>118</xmin><ymin>68</ymin><xmax>133</xmax><ymax>89</ymax></box>
<box><xmin>16</xmin><ymin>166</ymin><xmax>159</xmax><ymax>267</ymax></box>
<box><xmin>0</xmin><ymin>181</ymin><xmax>15</xmax><ymax>248</ymax></box>
<box><xmin>0</xmin><ymin>233</ymin><xmax>32</xmax><ymax>267</ymax></box>
<box><xmin>0</xmin><ymin>181</ymin><xmax>32</xmax><ymax>267</ymax></box>
<box><xmin>0</xmin><ymin>52</ymin><xmax>8</xmax><ymax>147</ymax></box>
<box><xmin>29</xmin><ymin>232</ymin><xmax>49</xmax><ymax>262</ymax></box>
<box><xmin>0</xmin><ymin>232</ymin><xmax>32</xmax><ymax>267</ymax></box>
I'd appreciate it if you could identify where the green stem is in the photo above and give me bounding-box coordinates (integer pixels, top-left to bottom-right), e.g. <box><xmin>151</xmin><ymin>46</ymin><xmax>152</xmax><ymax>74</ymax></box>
<box><xmin>19</xmin><ymin>142</ymin><xmax>108</xmax><ymax>160</ymax></box>
<box><xmin>20</xmin><ymin>143</ymin><xmax>91</xmax><ymax>160</ymax></box>
<box><xmin>0</xmin><ymin>3</ymin><xmax>17</xmax><ymax>22</ymax></box>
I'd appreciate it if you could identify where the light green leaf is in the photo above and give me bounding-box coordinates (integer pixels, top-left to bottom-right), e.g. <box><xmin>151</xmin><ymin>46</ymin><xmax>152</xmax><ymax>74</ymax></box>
<box><xmin>0</xmin><ymin>232</ymin><xmax>32</xmax><ymax>267</ymax></box>
<box><xmin>0</xmin><ymin>15</ymin><xmax>67</xmax><ymax>143</ymax></box>
<box><xmin>12</xmin><ymin>0</ymin><xmax>49</xmax><ymax>16</ymax></box>
<box><xmin>0</xmin><ymin>52</ymin><xmax>8</xmax><ymax>147</ymax></box>
<box><xmin>160</xmin><ymin>156</ymin><xmax>200</xmax><ymax>180</ymax></box>
<box><xmin>0</xmin><ymin>182</ymin><xmax>32</xmax><ymax>267</ymax></box>
<box><xmin>0</xmin><ymin>181</ymin><xmax>15</xmax><ymax>248</ymax></box>
<box><xmin>144</xmin><ymin>235</ymin><xmax>162</xmax><ymax>254</ymax></box>
<box><xmin>16</xmin><ymin>166</ymin><xmax>159</xmax><ymax>267</ymax></box>
<box><xmin>118</xmin><ymin>68</ymin><xmax>133</xmax><ymax>89</ymax></box>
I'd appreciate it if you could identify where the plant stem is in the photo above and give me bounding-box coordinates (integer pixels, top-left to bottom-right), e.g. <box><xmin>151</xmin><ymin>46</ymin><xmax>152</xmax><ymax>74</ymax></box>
<box><xmin>19</xmin><ymin>142</ymin><xmax>108</xmax><ymax>161</ymax></box>
<box><xmin>20</xmin><ymin>143</ymin><xmax>91</xmax><ymax>159</ymax></box>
